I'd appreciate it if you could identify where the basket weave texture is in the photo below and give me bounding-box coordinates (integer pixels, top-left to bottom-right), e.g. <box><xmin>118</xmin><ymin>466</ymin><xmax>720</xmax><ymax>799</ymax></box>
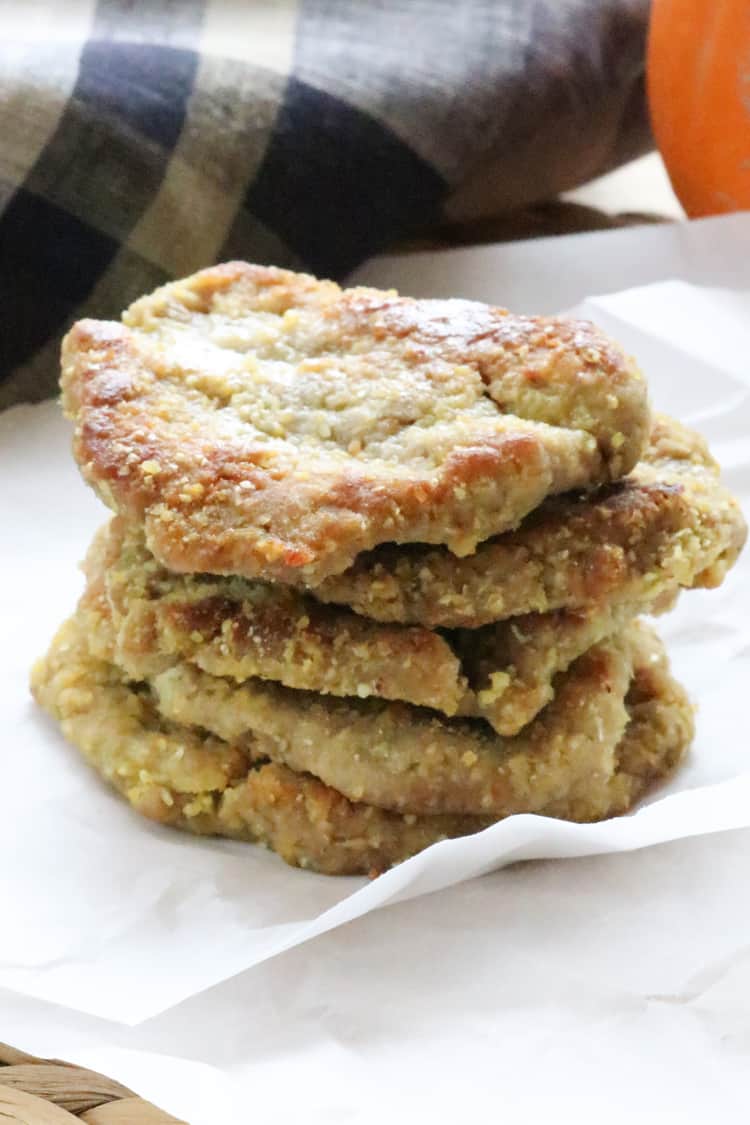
<box><xmin>0</xmin><ymin>1043</ymin><xmax>186</xmax><ymax>1123</ymax></box>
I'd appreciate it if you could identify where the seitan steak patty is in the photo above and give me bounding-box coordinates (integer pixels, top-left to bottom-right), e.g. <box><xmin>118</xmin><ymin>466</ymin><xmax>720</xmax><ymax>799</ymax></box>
<box><xmin>61</xmin><ymin>262</ymin><xmax>650</xmax><ymax>585</ymax></box>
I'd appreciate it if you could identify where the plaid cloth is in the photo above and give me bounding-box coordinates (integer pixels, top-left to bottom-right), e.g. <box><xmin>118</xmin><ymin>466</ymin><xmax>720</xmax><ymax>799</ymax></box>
<box><xmin>0</xmin><ymin>0</ymin><xmax>651</xmax><ymax>409</ymax></box>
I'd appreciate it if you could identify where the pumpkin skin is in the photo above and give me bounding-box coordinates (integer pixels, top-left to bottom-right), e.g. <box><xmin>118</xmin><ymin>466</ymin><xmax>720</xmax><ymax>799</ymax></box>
<box><xmin>648</xmin><ymin>0</ymin><xmax>750</xmax><ymax>217</ymax></box>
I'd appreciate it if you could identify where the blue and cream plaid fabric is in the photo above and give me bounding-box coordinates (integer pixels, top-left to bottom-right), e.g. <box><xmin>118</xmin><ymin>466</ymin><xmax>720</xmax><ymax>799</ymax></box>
<box><xmin>0</xmin><ymin>0</ymin><xmax>651</xmax><ymax>408</ymax></box>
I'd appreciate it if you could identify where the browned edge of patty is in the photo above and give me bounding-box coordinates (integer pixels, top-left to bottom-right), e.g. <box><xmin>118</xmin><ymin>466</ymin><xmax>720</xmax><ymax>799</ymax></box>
<box><xmin>60</xmin><ymin>262</ymin><xmax>649</xmax><ymax>583</ymax></box>
<box><xmin>315</xmin><ymin>414</ymin><xmax>746</xmax><ymax>626</ymax></box>
<box><xmin>31</xmin><ymin>615</ymin><xmax>693</xmax><ymax>876</ymax></box>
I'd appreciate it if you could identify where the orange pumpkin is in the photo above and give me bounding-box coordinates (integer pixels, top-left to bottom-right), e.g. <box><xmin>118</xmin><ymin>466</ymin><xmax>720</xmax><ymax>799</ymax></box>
<box><xmin>648</xmin><ymin>0</ymin><xmax>750</xmax><ymax>217</ymax></box>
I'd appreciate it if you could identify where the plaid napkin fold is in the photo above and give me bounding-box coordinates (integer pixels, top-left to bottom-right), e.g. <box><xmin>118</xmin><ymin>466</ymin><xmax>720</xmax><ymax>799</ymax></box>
<box><xmin>0</xmin><ymin>0</ymin><xmax>651</xmax><ymax>409</ymax></box>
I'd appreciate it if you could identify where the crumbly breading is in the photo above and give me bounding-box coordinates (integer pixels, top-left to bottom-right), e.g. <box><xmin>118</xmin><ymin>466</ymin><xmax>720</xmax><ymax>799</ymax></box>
<box><xmin>82</xmin><ymin>517</ymin><xmax>673</xmax><ymax>736</ymax></box>
<box><xmin>30</xmin><ymin>615</ymin><xmax>692</xmax><ymax>876</ymax></box>
<box><xmin>453</xmin><ymin>589</ymin><xmax>677</xmax><ymax>734</ymax></box>
<box><xmin>81</xmin><ymin>517</ymin><xmax>470</xmax><ymax>715</ymax></box>
<box><xmin>315</xmin><ymin>414</ymin><xmax>747</xmax><ymax>626</ymax></box>
<box><xmin>60</xmin><ymin>262</ymin><xmax>650</xmax><ymax>584</ymax></box>
<box><xmin>151</xmin><ymin>626</ymin><xmax>646</xmax><ymax>817</ymax></box>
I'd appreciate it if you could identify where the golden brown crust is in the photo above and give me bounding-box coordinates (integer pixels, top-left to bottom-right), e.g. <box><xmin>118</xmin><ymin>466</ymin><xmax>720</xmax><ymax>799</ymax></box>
<box><xmin>149</xmin><ymin>629</ymin><xmax>641</xmax><ymax>818</ymax></box>
<box><xmin>44</xmin><ymin>609</ymin><xmax>637</xmax><ymax>820</ymax></box>
<box><xmin>82</xmin><ymin>517</ymin><xmax>672</xmax><ymax>736</ymax></box>
<box><xmin>61</xmin><ymin>263</ymin><xmax>650</xmax><ymax>584</ymax></box>
<box><xmin>453</xmin><ymin>590</ymin><xmax>678</xmax><ymax>734</ymax></box>
<box><xmin>30</xmin><ymin>615</ymin><xmax>693</xmax><ymax>876</ymax></box>
<box><xmin>81</xmin><ymin>517</ymin><xmax>469</xmax><ymax>715</ymax></box>
<box><xmin>316</xmin><ymin>414</ymin><xmax>747</xmax><ymax>626</ymax></box>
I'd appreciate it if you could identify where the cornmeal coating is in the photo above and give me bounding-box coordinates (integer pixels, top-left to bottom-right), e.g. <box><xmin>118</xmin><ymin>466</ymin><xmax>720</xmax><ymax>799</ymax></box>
<box><xmin>149</xmin><ymin>628</ymin><xmax>644</xmax><ymax>818</ymax></box>
<box><xmin>452</xmin><ymin>590</ymin><xmax>677</xmax><ymax>735</ymax></box>
<box><xmin>60</xmin><ymin>262</ymin><xmax>649</xmax><ymax>584</ymax></box>
<box><xmin>81</xmin><ymin>517</ymin><xmax>470</xmax><ymax>716</ymax></box>
<box><xmin>150</xmin><ymin>639</ymin><xmax>634</xmax><ymax>814</ymax></box>
<box><xmin>316</xmin><ymin>414</ymin><xmax>747</xmax><ymax>626</ymax></box>
<box><xmin>82</xmin><ymin>518</ymin><xmax>672</xmax><ymax>736</ymax></box>
<box><xmin>31</xmin><ymin>616</ymin><xmax>692</xmax><ymax>876</ymax></box>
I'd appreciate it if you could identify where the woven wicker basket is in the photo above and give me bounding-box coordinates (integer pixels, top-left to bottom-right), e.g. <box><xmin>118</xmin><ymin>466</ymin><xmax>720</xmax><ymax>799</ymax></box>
<box><xmin>0</xmin><ymin>1043</ymin><xmax>185</xmax><ymax>1122</ymax></box>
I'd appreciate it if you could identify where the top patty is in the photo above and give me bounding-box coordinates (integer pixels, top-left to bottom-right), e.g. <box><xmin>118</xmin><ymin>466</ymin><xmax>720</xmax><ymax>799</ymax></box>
<box><xmin>315</xmin><ymin>414</ymin><xmax>747</xmax><ymax>626</ymax></box>
<box><xmin>61</xmin><ymin>262</ymin><xmax>650</xmax><ymax>585</ymax></box>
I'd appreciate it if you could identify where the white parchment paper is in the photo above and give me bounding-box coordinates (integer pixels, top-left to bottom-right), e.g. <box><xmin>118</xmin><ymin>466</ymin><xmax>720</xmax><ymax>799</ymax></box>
<box><xmin>2</xmin><ymin>274</ymin><xmax>749</xmax><ymax>1027</ymax></box>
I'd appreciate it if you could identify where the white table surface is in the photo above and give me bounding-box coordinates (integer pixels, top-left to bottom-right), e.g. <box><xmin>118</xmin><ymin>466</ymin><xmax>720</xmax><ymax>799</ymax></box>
<box><xmin>7</xmin><ymin>213</ymin><xmax>750</xmax><ymax>1125</ymax></box>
